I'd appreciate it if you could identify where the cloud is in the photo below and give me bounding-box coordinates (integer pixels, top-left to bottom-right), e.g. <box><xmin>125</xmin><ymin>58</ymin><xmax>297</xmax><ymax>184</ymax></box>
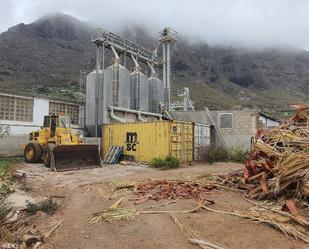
<box><xmin>1</xmin><ymin>0</ymin><xmax>309</xmax><ymax>48</ymax></box>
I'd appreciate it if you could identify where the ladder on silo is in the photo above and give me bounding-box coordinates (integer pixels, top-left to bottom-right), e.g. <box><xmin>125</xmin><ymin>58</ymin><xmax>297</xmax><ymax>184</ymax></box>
<box><xmin>205</xmin><ymin>107</ymin><xmax>227</xmax><ymax>148</ymax></box>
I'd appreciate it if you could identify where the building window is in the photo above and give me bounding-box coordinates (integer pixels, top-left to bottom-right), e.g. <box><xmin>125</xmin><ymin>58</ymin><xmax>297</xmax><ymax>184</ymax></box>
<box><xmin>49</xmin><ymin>101</ymin><xmax>79</xmax><ymax>125</ymax></box>
<box><xmin>219</xmin><ymin>113</ymin><xmax>233</xmax><ymax>129</ymax></box>
<box><xmin>0</xmin><ymin>94</ymin><xmax>33</xmax><ymax>122</ymax></box>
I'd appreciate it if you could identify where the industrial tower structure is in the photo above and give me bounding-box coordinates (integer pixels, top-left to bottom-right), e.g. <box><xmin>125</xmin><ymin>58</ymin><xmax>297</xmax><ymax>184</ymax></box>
<box><xmin>159</xmin><ymin>27</ymin><xmax>177</xmax><ymax>111</ymax></box>
<box><xmin>87</xmin><ymin>28</ymin><xmax>165</xmax><ymax>136</ymax></box>
<box><xmin>171</xmin><ymin>87</ymin><xmax>195</xmax><ymax>111</ymax></box>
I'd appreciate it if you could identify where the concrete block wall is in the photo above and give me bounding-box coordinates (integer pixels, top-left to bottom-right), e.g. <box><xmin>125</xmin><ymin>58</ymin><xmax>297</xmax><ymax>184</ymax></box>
<box><xmin>171</xmin><ymin>110</ymin><xmax>258</xmax><ymax>150</ymax></box>
<box><xmin>0</xmin><ymin>135</ymin><xmax>28</xmax><ymax>156</ymax></box>
<box><xmin>211</xmin><ymin>110</ymin><xmax>257</xmax><ymax>149</ymax></box>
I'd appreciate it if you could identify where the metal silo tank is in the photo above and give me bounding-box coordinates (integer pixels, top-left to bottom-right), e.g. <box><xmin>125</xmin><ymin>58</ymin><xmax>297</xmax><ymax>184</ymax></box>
<box><xmin>85</xmin><ymin>69</ymin><xmax>104</xmax><ymax>137</ymax></box>
<box><xmin>118</xmin><ymin>64</ymin><xmax>131</xmax><ymax>109</ymax></box>
<box><xmin>104</xmin><ymin>63</ymin><xmax>130</xmax><ymax>109</ymax></box>
<box><xmin>149</xmin><ymin>76</ymin><xmax>164</xmax><ymax>113</ymax></box>
<box><xmin>139</xmin><ymin>72</ymin><xmax>149</xmax><ymax>112</ymax></box>
<box><xmin>130</xmin><ymin>71</ymin><xmax>149</xmax><ymax>111</ymax></box>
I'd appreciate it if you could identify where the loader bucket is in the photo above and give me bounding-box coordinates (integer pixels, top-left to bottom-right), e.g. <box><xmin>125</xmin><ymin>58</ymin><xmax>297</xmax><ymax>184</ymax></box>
<box><xmin>50</xmin><ymin>144</ymin><xmax>101</xmax><ymax>171</ymax></box>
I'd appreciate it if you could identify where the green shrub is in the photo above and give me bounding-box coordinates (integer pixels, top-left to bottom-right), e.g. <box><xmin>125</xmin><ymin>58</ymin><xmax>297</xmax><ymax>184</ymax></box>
<box><xmin>26</xmin><ymin>199</ymin><xmax>58</xmax><ymax>215</ymax></box>
<box><xmin>201</xmin><ymin>146</ymin><xmax>230</xmax><ymax>164</ymax></box>
<box><xmin>229</xmin><ymin>147</ymin><xmax>248</xmax><ymax>164</ymax></box>
<box><xmin>200</xmin><ymin>146</ymin><xmax>248</xmax><ymax>164</ymax></box>
<box><xmin>151</xmin><ymin>155</ymin><xmax>180</xmax><ymax>170</ymax></box>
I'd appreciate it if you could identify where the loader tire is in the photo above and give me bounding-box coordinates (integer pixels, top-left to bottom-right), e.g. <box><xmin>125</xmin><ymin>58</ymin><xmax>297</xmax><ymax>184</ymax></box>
<box><xmin>24</xmin><ymin>143</ymin><xmax>43</xmax><ymax>163</ymax></box>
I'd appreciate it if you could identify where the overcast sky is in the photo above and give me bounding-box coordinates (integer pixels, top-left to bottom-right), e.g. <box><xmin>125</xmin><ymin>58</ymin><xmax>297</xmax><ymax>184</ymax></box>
<box><xmin>1</xmin><ymin>0</ymin><xmax>309</xmax><ymax>49</ymax></box>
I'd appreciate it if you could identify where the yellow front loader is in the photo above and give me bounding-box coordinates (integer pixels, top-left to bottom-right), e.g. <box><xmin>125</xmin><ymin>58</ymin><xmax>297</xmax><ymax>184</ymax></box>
<box><xmin>24</xmin><ymin>113</ymin><xmax>101</xmax><ymax>171</ymax></box>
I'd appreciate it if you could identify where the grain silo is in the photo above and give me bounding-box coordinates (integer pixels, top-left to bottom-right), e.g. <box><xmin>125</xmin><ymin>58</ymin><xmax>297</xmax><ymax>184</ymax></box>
<box><xmin>149</xmin><ymin>76</ymin><xmax>164</xmax><ymax>113</ymax></box>
<box><xmin>104</xmin><ymin>62</ymin><xmax>131</xmax><ymax>108</ymax></box>
<box><xmin>85</xmin><ymin>69</ymin><xmax>104</xmax><ymax>137</ymax></box>
<box><xmin>85</xmin><ymin>61</ymin><xmax>131</xmax><ymax>136</ymax></box>
<box><xmin>130</xmin><ymin>71</ymin><xmax>149</xmax><ymax>111</ymax></box>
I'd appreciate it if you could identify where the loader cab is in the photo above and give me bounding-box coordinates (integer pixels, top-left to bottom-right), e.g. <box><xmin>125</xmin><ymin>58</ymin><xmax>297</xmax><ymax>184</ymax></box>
<box><xmin>59</xmin><ymin>116</ymin><xmax>71</xmax><ymax>128</ymax></box>
<box><xmin>43</xmin><ymin>115</ymin><xmax>57</xmax><ymax>137</ymax></box>
<box><xmin>43</xmin><ymin>114</ymin><xmax>71</xmax><ymax>137</ymax></box>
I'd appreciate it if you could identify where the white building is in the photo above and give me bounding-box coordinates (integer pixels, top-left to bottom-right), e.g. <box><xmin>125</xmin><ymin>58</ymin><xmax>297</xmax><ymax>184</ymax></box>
<box><xmin>0</xmin><ymin>92</ymin><xmax>85</xmax><ymax>156</ymax></box>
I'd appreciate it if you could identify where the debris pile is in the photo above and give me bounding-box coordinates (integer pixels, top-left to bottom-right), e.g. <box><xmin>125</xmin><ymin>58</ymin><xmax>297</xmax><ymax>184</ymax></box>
<box><xmin>0</xmin><ymin>163</ymin><xmax>61</xmax><ymax>249</ymax></box>
<box><xmin>291</xmin><ymin>104</ymin><xmax>309</xmax><ymax>125</ymax></box>
<box><xmin>243</xmin><ymin>104</ymin><xmax>309</xmax><ymax>243</ymax></box>
<box><xmin>245</xmin><ymin>105</ymin><xmax>309</xmax><ymax>200</ymax></box>
<box><xmin>94</xmin><ymin>174</ymin><xmax>309</xmax><ymax>243</ymax></box>
<box><xmin>1</xmin><ymin>217</ymin><xmax>62</xmax><ymax>249</ymax></box>
<box><xmin>133</xmin><ymin>179</ymin><xmax>216</xmax><ymax>202</ymax></box>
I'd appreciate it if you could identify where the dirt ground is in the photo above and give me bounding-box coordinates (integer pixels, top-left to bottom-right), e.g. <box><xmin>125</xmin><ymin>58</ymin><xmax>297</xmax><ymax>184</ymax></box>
<box><xmin>12</xmin><ymin>162</ymin><xmax>308</xmax><ymax>249</ymax></box>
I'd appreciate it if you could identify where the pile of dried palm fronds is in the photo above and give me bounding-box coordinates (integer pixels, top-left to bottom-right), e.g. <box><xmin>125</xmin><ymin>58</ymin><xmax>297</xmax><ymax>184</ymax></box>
<box><xmin>245</xmin><ymin>105</ymin><xmax>309</xmax><ymax>200</ymax></box>
<box><xmin>89</xmin><ymin>206</ymin><xmax>138</xmax><ymax>224</ymax></box>
<box><xmin>291</xmin><ymin>104</ymin><xmax>309</xmax><ymax>126</ymax></box>
<box><xmin>89</xmin><ymin>197</ymin><xmax>207</xmax><ymax>224</ymax></box>
<box><xmin>186</xmin><ymin>172</ymin><xmax>252</xmax><ymax>193</ymax></box>
<box><xmin>89</xmin><ymin>197</ymin><xmax>137</xmax><ymax>223</ymax></box>
<box><xmin>203</xmin><ymin>203</ymin><xmax>309</xmax><ymax>243</ymax></box>
<box><xmin>111</xmin><ymin>174</ymin><xmax>252</xmax><ymax>204</ymax></box>
<box><xmin>133</xmin><ymin>179</ymin><xmax>216</xmax><ymax>202</ymax></box>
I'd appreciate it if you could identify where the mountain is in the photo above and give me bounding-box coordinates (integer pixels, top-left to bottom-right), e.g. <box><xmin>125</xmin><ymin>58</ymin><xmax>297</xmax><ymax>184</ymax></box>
<box><xmin>171</xmin><ymin>43</ymin><xmax>309</xmax><ymax>110</ymax></box>
<box><xmin>0</xmin><ymin>13</ymin><xmax>94</xmax><ymax>99</ymax></box>
<box><xmin>0</xmin><ymin>13</ymin><xmax>308</xmax><ymax>110</ymax></box>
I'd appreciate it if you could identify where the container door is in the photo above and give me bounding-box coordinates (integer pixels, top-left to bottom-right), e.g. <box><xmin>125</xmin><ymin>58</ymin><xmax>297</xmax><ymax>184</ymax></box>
<box><xmin>170</xmin><ymin>122</ymin><xmax>193</xmax><ymax>162</ymax></box>
<box><xmin>194</xmin><ymin>123</ymin><xmax>210</xmax><ymax>161</ymax></box>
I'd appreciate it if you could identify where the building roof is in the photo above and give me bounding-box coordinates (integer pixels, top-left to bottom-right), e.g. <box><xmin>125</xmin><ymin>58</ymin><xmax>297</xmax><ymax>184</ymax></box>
<box><xmin>259</xmin><ymin>112</ymin><xmax>280</xmax><ymax>123</ymax></box>
<box><xmin>0</xmin><ymin>90</ymin><xmax>83</xmax><ymax>105</ymax></box>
